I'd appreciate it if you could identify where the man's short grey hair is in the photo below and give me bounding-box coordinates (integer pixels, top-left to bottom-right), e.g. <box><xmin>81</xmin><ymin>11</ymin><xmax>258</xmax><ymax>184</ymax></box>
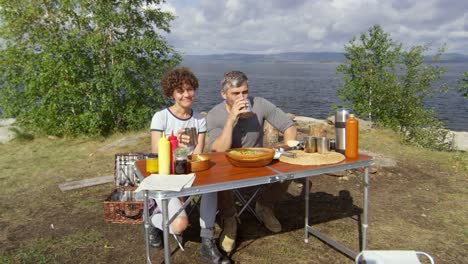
<box><xmin>221</xmin><ymin>71</ymin><xmax>248</xmax><ymax>91</ymax></box>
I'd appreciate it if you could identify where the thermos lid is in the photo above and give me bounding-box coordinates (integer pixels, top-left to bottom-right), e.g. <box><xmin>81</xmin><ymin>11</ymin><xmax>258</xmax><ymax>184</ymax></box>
<box><xmin>335</xmin><ymin>108</ymin><xmax>352</xmax><ymax>122</ymax></box>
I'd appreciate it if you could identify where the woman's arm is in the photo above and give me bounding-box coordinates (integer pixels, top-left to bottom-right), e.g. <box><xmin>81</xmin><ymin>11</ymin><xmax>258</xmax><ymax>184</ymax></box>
<box><xmin>210</xmin><ymin>116</ymin><xmax>236</xmax><ymax>152</ymax></box>
<box><xmin>151</xmin><ymin>131</ymin><xmax>162</xmax><ymax>154</ymax></box>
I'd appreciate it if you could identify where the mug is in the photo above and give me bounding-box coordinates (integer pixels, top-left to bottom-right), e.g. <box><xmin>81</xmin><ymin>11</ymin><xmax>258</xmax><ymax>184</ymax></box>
<box><xmin>240</xmin><ymin>98</ymin><xmax>254</xmax><ymax>118</ymax></box>
<box><xmin>304</xmin><ymin>136</ymin><xmax>317</xmax><ymax>153</ymax></box>
<box><xmin>316</xmin><ymin>137</ymin><xmax>330</xmax><ymax>154</ymax></box>
<box><xmin>184</xmin><ymin>127</ymin><xmax>198</xmax><ymax>147</ymax></box>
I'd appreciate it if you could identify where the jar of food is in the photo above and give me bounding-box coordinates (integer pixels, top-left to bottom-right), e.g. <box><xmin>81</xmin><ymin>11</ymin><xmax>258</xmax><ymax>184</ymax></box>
<box><xmin>174</xmin><ymin>147</ymin><xmax>188</xmax><ymax>174</ymax></box>
<box><xmin>146</xmin><ymin>153</ymin><xmax>159</xmax><ymax>173</ymax></box>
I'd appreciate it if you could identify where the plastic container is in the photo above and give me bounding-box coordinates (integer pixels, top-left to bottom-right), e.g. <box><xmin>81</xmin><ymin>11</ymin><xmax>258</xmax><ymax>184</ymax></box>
<box><xmin>158</xmin><ymin>133</ymin><xmax>170</xmax><ymax>174</ymax></box>
<box><xmin>168</xmin><ymin>131</ymin><xmax>178</xmax><ymax>174</ymax></box>
<box><xmin>345</xmin><ymin>114</ymin><xmax>359</xmax><ymax>159</ymax></box>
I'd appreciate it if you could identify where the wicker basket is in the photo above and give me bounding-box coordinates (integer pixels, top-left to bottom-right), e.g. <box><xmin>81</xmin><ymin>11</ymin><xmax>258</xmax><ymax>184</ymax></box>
<box><xmin>104</xmin><ymin>153</ymin><xmax>146</xmax><ymax>224</ymax></box>
<box><xmin>104</xmin><ymin>187</ymin><xmax>143</xmax><ymax>224</ymax></box>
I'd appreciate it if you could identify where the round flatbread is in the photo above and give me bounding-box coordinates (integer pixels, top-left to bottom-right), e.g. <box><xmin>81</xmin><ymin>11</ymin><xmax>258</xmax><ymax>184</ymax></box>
<box><xmin>279</xmin><ymin>150</ymin><xmax>345</xmax><ymax>166</ymax></box>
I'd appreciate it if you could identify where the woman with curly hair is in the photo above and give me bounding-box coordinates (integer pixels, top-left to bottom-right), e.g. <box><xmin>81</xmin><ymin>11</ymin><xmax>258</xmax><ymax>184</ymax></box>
<box><xmin>149</xmin><ymin>67</ymin><xmax>230</xmax><ymax>264</ymax></box>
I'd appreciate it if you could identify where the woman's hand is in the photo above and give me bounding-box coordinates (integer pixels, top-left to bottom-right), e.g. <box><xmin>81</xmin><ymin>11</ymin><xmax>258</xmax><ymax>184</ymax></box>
<box><xmin>176</xmin><ymin>128</ymin><xmax>190</xmax><ymax>147</ymax></box>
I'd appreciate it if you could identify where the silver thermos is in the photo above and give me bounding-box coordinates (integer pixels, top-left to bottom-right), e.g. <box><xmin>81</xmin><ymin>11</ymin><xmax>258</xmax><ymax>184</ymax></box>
<box><xmin>335</xmin><ymin>108</ymin><xmax>351</xmax><ymax>154</ymax></box>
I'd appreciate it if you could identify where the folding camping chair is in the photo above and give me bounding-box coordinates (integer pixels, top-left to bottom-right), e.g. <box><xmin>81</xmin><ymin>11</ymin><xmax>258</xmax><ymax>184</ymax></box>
<box><xmin>233</xmin><ymin>188</ymin><xmax>264</xmax><ymax>222</ymax></box>
<box><xmin>355</xmin><ymin>250</ymin><xmax>435</xmax><ymax>264</ymax></box>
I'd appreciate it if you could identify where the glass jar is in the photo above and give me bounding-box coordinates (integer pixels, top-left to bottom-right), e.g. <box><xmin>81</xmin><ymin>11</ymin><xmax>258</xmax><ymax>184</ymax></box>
<box><xmin>146</xmin><ymin>153</ymin><xmax>159</xmax><ymax>173</ymax></box>
<box><xmin>174</xmin><ymin>147</ymin><xmax>188</xmax><ymax>174</ymax></box>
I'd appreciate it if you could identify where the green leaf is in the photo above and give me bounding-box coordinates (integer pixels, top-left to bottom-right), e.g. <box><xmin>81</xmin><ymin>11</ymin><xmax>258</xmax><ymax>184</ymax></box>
<box><xmin>336</xmin><ymin>24</ymin><xmax>450</xmax><ymax>150</ymax></box>
<box><xmin>0</xmin><ymin>0</ymin><xmax>179</xmax><ymax>137</ymax></box>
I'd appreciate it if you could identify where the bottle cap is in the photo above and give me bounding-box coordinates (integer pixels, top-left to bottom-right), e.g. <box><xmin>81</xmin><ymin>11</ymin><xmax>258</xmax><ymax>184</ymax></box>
<box><xmin>349</xmin><ymin>114</ymin><xmax>355</xmax><ymax>118</ymax></box>
<box><xmin>147</xmin><ymin>153</ymin><xmax>158</xmax><ymax>158</ymax></box>
<box><xmin>168</xmin><ymin>131</ymin><xmax>177</xmax><ymax>141</ymax></box>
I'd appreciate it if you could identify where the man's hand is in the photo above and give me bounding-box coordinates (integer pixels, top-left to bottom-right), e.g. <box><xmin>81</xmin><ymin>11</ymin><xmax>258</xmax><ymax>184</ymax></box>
<box><xmin>230</xmin><ymin>98</ymin><xmax>250</xmax><ymax>120</ymax></box>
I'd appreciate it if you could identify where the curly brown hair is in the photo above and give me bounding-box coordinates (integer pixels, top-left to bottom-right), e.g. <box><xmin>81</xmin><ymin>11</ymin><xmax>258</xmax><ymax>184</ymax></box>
<box><xmin>160</xmin><ymin>67</ymin><xmax>199</xmax><ymax>97</ymax></box>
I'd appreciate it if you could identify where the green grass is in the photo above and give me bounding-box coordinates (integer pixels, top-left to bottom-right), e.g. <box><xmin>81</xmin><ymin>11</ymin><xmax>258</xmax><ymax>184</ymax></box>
<box><xmin>0</xmin><ymin>230</ymin><xmax>105</xmax><ymax>264</ymax></box>
<box><xmin>360</xmin><ymin>128</ymin><xmax>467</xmax><ymax>173</ymax></box>
<box><xmin>1</xmin><ymin>127</ymin><xmax>466</xmax><ymax>263</ymax></box>
<box><xmin>0</xmin><ymin>130</ymin><xmax>150</xmax><ymax>262</ymax></box>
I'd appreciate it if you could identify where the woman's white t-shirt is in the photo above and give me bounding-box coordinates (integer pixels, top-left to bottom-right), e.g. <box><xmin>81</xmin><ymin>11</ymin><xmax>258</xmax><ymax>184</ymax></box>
<box><xmin>150</xmin><ymin>108</ymin><xmax>207</xmax><ymax>137</ymax></box>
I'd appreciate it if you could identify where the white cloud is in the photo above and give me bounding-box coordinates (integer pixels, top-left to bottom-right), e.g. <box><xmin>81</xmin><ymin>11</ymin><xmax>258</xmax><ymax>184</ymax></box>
<box><xmin>160</xmin><ymin>0</ymin><xmax>468</xmax><ymax>55</ymax></box>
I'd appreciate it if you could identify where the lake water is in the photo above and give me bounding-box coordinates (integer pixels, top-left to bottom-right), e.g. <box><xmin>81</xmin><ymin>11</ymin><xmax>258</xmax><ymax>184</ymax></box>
<box><xmin>182</xmin><ymin>60</ymin><xmax>468</xmax><ymax>132</ymax></box>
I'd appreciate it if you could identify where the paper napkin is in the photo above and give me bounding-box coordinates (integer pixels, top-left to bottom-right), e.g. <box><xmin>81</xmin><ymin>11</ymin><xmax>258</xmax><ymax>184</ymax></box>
<box><xmin>135</xmin><ymin>173</ymin><xmax>196</xmax><ymax>192</ymax></box>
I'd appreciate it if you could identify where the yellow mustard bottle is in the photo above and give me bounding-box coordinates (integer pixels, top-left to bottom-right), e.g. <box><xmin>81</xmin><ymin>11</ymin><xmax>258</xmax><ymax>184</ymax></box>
<box><xmin>158</xmin><ymin>133</ymin><xmax>170</xmax><ymax>174</ymax></box>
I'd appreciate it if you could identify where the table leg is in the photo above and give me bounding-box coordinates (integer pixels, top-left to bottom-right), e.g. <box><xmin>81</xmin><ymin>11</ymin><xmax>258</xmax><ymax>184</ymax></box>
<box><xmin>304</xmin><ymin>177</ymin><xmax>310</xmax><ymax>243</ymax></box>
<box><xmin>362</xmin><ymin>167</ymin><xmax>369</xmax><ymax>250</ymax></box>
<box><xmin>162</xmin><ymin>199</ymin><xmax>171</xmax><ymax>264</ymax></box>
<box><xmin>143</xmin><ymin>190</ymin><xmax>151</xmax><ymax>264</ymax></box>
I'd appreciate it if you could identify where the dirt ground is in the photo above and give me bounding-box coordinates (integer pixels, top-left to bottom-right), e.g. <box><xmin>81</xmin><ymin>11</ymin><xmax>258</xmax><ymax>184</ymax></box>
<box><xmin>4</xmin><ymin>160</ymin><xmax>465</xmax><ymax>263</ymax></box>
<box><xmin>1</xmin><ymin>129</ymin><xmax>467</xmax><ymax>264</ymax></box>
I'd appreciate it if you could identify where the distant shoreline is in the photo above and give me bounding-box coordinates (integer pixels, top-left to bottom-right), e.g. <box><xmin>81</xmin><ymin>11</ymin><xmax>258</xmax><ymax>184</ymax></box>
<box><xmin>183</xmin><ymin>51</ymin><xmax>468</xmax><ymax>64</ymax></box>
<box><xmin>1</xmin><ymin>117</ymin><xmax>466</xmax><ymax>151</ymax></box>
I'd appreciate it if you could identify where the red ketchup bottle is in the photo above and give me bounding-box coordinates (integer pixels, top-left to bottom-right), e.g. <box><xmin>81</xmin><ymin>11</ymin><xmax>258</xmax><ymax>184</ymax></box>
<box><xmin>168</xmin><ymin>131</ymin><xmax>178</xmax><ymax>174</ymax></box>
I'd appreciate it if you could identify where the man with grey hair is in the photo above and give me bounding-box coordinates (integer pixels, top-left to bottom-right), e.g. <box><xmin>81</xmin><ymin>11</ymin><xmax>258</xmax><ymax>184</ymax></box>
<box><xmin>207</xmin><ymin>71</ymin><xmax>297</xmax><ymax>253</ymax></box>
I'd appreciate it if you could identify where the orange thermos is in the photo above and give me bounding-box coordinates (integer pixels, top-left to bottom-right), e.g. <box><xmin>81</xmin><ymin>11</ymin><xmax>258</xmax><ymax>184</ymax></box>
<box><xmin>345</xmin><ymin>114</ymin><xmax>359</xmax><ymax>159</ymax></box>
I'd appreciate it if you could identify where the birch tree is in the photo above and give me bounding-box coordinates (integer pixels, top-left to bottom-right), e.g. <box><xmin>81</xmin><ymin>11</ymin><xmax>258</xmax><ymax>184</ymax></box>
<box><xmin>337</xmin><ymin>25</ymin><xmax>450</xmax><ymax>150</ymax></box>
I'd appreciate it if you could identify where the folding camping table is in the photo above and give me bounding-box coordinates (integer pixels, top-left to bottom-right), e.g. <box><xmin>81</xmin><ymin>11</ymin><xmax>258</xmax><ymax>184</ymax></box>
<box><xmin>134</xmin><ymin>152</ymin><xmax>373</xmax><ymax>264</ymax></box>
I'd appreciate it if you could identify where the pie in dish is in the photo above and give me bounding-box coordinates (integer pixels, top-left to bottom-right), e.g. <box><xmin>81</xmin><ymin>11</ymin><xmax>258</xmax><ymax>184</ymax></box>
<box><xmin>279</xmin><ymin>150</ymin><xmax>345</xmax><ymax>166</ymax></box>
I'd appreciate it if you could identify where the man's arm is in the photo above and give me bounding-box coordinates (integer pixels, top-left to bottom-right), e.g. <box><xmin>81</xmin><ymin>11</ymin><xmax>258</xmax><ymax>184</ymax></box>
<box><xmin>209</xmin><ymin>99</ymin><xmax>248</xmax><ymax>152</ymax></box>
<box><xmin>210</xmin><ymin>116</ymin><xmax>236</xmax><ymax>152</ymax></box>
<box><xmin>282</xmin><ymin>125</ymin><xmax>297</xmax><ymax>145</ymax></box>
<box><xmin>193</xmin><ymin>133</ymin><xmax>206</xmax><ymax>154</ymax></box>
<box><xmin>257</xmin><ymin>97</ymin><xmax>297</xmax><ymax>145</ymax></box>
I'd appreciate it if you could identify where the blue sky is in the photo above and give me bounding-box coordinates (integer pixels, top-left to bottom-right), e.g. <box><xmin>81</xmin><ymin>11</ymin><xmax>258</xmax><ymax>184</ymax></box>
<box><xmin>157</xmin><ymin>0</ymin><xmax>468</xmax><ymax>55</ymax></box>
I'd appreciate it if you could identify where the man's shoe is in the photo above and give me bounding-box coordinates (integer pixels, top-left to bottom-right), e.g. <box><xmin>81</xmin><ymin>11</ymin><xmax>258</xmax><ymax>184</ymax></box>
<box><xmin>200</xmin><ymin>238</ymin><xmax>232</xmax><ymax>264</ymax></box>
<box><xmin>148</xmin><ymin>226</ymin><xmax>163</xmax><ymax>249</ymax></box>
<box><xmin>219</xmin><ymin>216</ymin><xmax>237</xmax><ymax>253</ymax></box>
<box><xmin>255</xmin><ymin>202</ymin><xmax>281</xmax><ymax>233</ymax></box>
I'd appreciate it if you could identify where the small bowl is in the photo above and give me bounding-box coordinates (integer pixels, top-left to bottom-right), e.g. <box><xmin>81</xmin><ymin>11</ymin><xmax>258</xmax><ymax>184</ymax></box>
<box><xmin>189</xmin><ymin>154</ymin><xmax>211</xmax><ymax>172</ymax></box>
<box><xmin>225</xmin><ymin>148</ymin><xmax>275</xmax><ymax>168</ymax></box>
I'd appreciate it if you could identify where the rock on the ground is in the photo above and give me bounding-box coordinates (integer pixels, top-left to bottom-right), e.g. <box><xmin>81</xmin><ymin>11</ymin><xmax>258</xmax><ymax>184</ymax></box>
<box><xmin>450</xmin><ymin>131</ymin><xmax>468</xmax><ymax>151</ymax></box>
<box><xmin>295</xmin><ymin>115</ymin><xmax>373</xmax><ymax>132</ymax></box>
<box><xmin>0</xmin><ymin>118</ymin><xmax>16</xmax><ymax>144</ymax></box>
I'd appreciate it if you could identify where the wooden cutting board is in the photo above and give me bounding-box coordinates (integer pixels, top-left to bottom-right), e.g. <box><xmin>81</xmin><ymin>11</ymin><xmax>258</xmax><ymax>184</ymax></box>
<box><xmin>279</xmin><ymin>150</ymin><xmax>345</xmax><ymax>166</ymax></box>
